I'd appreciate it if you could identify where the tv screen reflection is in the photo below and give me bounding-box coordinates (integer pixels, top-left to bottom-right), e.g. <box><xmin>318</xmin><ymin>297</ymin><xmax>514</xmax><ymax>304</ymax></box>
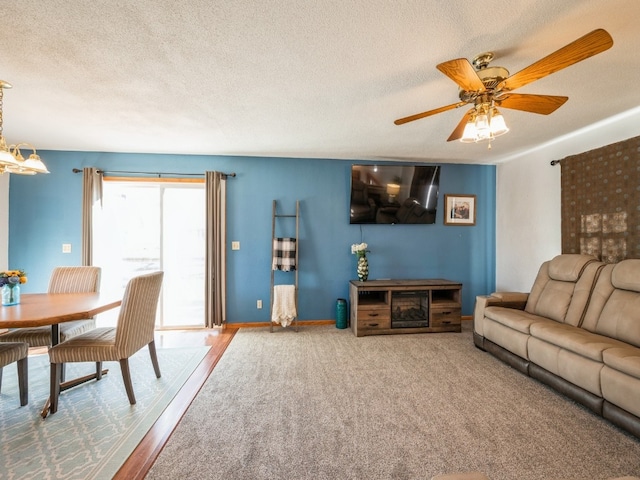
<box><xmin>350</xmin><ymin>165</ymin><xmax>440</xmax><ymax>224</ymax></box>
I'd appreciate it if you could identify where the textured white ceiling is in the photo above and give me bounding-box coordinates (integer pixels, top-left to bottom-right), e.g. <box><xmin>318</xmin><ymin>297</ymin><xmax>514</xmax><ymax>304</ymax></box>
<box><xmin>1</xmin><ymin>0</ymin><xmax>639</xmax><ymax>164</ymax></box>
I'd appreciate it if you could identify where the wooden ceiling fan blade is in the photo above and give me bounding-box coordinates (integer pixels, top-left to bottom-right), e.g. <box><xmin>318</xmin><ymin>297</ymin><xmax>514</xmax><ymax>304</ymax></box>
<box><xmin>498</xmin><ymin>93</ymin><xmax>568</xmax><ymax>114</ymax></box>
<box><xmin>447</xmin><ymin>110</ymin><xmax>474</xmax><ymax>142</ymax></box>
<box><xmin>394</xmin><ymin>102</ymin><xmax>466</xmax><ymax>125</ymax></box>
<box><xmin>501</xmin><ymin>29</ymin><xmax>613</xmax><ymax>91</ymax></box>
<box><xmin>436</xmin><ymin>58</ymin><xmax>486</xmax><ymax>92</ymax></box>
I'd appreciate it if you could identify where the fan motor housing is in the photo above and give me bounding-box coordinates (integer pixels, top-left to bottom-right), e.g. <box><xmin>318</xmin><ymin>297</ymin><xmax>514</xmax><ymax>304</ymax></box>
<box><xmin>458</xmin><ymin>65</ymin><xmax>510</xmax><ymax>102</ymax></box>
<box><xmin>477</xmin><ymin>66</ymin><xmax>509</xmax><ymax>88</ymax></box>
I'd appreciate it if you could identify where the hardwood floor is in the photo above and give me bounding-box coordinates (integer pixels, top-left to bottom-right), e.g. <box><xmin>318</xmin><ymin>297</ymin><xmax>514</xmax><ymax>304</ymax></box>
<box><xmin>113</xmin><ymin>326</ymin><xmax>238</xmax><ymax>480</ymax></box>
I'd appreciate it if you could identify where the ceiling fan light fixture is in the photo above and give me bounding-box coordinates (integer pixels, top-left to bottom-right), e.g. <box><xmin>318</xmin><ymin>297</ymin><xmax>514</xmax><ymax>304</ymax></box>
<box><xmin>474</xmin><ymin>111</ymin><xmax>491</xmax><ymax>140</ymax></box>
<box><xmin>458</xmin><ymin>104</ymin><xmax>509</xmax><ymax>144</ymax></box>
<box><xmin>489</xmin><ymin>107</ymin><xmax>509</xmax><ymax>137</ymax></box>
<box><xmin>460</xmin><ymin>118</ymin><xmax>478</xmax><ymax>143</ymax></box>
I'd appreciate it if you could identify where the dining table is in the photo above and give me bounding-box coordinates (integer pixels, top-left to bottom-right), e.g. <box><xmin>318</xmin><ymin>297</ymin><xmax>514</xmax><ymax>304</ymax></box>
<box><xmin>0</xmin><ymin>292</ymin><xmax>122</xmax><ymax>417</ymax></box>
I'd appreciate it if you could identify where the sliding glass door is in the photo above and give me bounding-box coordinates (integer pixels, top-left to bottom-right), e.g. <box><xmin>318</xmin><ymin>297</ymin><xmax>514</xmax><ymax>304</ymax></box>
<box><xmin>93</xmin><ymin>180</ymin><xmax>205</xmax><ymax>328</ymax></box>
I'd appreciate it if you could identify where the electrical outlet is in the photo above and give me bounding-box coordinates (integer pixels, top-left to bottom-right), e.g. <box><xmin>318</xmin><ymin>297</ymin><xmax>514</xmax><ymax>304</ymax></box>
<box><xmin>62</xmin><ymin>243</ymin><xmax>72</xmax><ymax>253</ymax></box>
<box><xmin>257</xmin><ymin>300</ymin><xmax>262</xmax><ymax>309</ymax></box>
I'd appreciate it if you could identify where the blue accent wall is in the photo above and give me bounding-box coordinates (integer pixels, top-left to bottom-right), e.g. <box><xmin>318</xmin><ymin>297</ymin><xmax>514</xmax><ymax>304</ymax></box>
<box><xmin>8</xmin><ymin>151</ymin><xmax>495</xmax><ymax>322</ymax></box>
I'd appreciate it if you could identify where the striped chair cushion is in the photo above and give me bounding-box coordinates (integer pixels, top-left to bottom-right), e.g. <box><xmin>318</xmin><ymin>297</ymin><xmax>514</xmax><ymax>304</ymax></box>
<box><xmin>49</xmin><ymin>327</ymin><xmax>119</xmax><ymax>363</ymax></box>
<box><xmin>0</xmin><ymin>320</ymin><xmax>97</xmax><ymax>347</ymax></box>
<box><xmin>114</xmin><ymin>272</ymin><xmax>164</xmax><ymax>357</ymax></box>
<box><xmin>48</xmin><ymin>266</ymin><xmax>101</xmax><ymax>294</ymax></box>
<box><xmin>0</xmin><ymin>342</ymin><xmax>28</xmax><ymax>368</ymax></box>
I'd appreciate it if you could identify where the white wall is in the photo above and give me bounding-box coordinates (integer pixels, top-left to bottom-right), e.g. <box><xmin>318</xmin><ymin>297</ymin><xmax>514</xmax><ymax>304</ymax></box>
<box><xmin>496</xmin><ymin>106</ymin><xmax>640</xmax><ymax>292</ymax></box>
<box><xmin>496</xmin><ymin>151</ymin><xmax>561</xmax><ymax>292</ymax></box>
<box><xmin>0</xmin><ymin>173</ymin><xmax>8</xmax><ymax>270</ymax></box>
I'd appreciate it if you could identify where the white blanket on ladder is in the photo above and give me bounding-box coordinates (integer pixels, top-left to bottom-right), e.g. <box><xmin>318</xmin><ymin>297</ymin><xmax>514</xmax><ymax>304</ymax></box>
<box><xmin>271</xmin><ymin>285</ymin><xmax>297</xmax><ymax>327</ymax></box>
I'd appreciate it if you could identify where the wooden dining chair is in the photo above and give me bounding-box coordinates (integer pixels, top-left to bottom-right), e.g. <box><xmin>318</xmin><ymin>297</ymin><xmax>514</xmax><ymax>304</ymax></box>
<box><xmin>0</xmin><ymin>266</ymin><xmax>102</xmax><ymax>347</ymax></box>
<box><xmin>48</xmin><ymin>271</ymin><xmax>164</xmax><ymax>413</ymax></box>
<box><xmin>0</xmin><ymin>342</ymin><xmax>29</xmax><ymax>406</ymax></box>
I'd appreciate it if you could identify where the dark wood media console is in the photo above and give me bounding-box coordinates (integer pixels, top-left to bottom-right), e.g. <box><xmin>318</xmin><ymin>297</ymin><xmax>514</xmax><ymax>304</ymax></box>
<box><xmin>349</xmin><ymin>279</ymin><xmax>462</xmax><ymax>337</ymax></box>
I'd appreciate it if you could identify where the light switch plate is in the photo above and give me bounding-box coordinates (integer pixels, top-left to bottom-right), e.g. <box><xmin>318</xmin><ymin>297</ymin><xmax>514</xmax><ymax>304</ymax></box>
<box><xmin>231</xmin><ymin>241</ymin><xmax>240</xmax><ymax>250</ymax></box>
<box><xmin>62</xmin><ymin>243</ymin><xmax>72</xmax><ymax>253</ymax></box>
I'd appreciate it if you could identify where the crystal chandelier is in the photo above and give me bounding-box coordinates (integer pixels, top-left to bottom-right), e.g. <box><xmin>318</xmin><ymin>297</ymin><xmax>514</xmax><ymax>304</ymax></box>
<box><xmin>0</xmin><ymin>80</ymin><xmax>49</xmax><ymax>175</ymax></box>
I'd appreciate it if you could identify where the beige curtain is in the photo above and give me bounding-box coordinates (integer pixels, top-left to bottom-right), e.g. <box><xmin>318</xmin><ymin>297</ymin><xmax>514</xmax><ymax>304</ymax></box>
<box><xmin>205</xmin><ymin>171</ymin><xmax>226</xmax><ymax>327</ymax></box>
<box><xmin>81</xmin><ymin>167</ymin><xmax>103</xmax><ymax>266</ymax></box>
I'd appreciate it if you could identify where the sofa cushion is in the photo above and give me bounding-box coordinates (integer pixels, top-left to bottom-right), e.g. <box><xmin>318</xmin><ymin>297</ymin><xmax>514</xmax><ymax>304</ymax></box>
<box><xmin>594</xmin><ymin>289</ymin><xmax>640</xmax><ymax>348</ymax></box>
<box><xmin>484</xmin><ymin>318</ymin><xmax>531</xmax><ymax>359</ymax></box>
<box><xmin>525</xmin><ymin>255</ymin><xmax>601</xmax><ymax>326</ymax></box>
<box><xmin>484</xmin><ymin>307</ymin><xmax>552</xmax><ymax>334</ymax></box>
<box><xmin>530</xmin><ymin>322</ymin><xmax>628</xmax><ymax>362</ymax></box>
<box><xmin>529</xmin><ymin>279</ymin><xmax>576</xmax><ymax>322</ymax></box>
<box><xmin>581</xmin><ymin>260</ymin><xmax>640</xmax><ymax>348</ymax></box>
<box><xmin>602</xmin><ymin>347</ymin><xmax>640</xmax><ymax>380</ymax></box>
<box><xmin>611</xmin><ymin>259</ymin><xmax>640</xmax><ymax>292</ymax></box>
<box><xmin>528</xmin><ymin>336</ymin><xmax>605</xmax><ymax>396</ymax></box>
<box><xmin>525</xmin><ymin>263</ymin><xmax>576</xmax><ymax>322</ymax></box>
<box><xmin>483</xmin><ymin>311</ymin><xmax>557</xmax><ymax>360</ymax></box>
<box><xmin>548</xmin><ymin>254</ymin><xmax>597</xmax><ymax>282</ymax></box>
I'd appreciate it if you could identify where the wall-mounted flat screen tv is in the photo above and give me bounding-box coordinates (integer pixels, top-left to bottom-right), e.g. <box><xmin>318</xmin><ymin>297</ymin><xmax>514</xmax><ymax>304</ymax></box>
<box><xmin>350</xmin><ymin>164</ymin><xmax>440</xmax><ymax>224</ymax></box>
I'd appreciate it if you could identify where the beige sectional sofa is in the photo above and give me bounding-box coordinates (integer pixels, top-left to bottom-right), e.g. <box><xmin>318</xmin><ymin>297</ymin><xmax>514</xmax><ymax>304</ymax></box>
<box><xmin>474</xmin><ymin>254</ymin><xmax>640</xmax><ymax>439</ymax></box>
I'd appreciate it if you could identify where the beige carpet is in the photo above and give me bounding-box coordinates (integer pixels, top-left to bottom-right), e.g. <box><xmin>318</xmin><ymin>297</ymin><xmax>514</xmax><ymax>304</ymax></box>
<box><xmin>147</xmin><ymin>324</ymin><xmax>640</xmax><ymax>480</ymax></box>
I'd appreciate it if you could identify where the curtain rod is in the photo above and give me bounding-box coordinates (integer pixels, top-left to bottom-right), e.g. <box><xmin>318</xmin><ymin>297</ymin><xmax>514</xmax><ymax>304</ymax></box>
<box><xmin>550</xmin><ymin>160</ymin><xmax>561</xmax><ymax>166</ymax></box>
<box><xmin>72</xmin><ymin>168</ymin><xmax>236</xmax><ymax>178</ymax></box>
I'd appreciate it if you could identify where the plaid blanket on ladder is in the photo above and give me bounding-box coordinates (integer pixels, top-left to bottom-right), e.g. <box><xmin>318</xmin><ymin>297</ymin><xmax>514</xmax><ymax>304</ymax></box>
<box><xmin>272</xmin><ymin>237</ymin><xmax>297</xmax><ymax>272</ymax></box>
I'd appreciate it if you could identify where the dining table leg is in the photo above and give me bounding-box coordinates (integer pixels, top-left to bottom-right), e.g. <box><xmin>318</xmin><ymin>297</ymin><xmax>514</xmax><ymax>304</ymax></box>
<box><xmin>41</xmin><ymin>324</ymin><xmax>61</xmax><ymax>418</ymax></box>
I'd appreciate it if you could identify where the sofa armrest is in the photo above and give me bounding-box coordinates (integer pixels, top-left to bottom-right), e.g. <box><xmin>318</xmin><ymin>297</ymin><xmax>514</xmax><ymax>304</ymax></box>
<box><xmin>473</xmin><ymin>292</ymin><xmax>529</xmax><ymax>337</ymax></box>
<box><xmin>489</xmin><ymin>292</ymin><xmax>529</xmax><ymax>308</ymax></box>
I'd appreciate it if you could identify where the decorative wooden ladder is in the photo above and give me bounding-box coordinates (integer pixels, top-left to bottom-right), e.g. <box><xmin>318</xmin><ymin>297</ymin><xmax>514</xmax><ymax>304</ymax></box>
<box><xmin>270</xmin><ymin>200</ymin><xmax>299</xmax><ymax>332</ymax></box>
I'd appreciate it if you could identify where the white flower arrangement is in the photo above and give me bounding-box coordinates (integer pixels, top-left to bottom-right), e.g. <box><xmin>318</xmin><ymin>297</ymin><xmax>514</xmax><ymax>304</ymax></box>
<box><xmin>351</xmin><ymin>243</ymin><xmax>370</xmax><ymax>257</ymax></box>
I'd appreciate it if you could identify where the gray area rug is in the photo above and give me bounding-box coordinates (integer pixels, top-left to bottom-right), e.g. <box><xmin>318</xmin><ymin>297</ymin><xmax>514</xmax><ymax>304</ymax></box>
<box><xmin>148</xmin><ymin>324</ymin><xmax>640</xmax><ymax>480</ymax></box>
<box><xmin>0</xmin><ymin>346</ymin><xmax>209</xmax><ymax>479</ymax></box>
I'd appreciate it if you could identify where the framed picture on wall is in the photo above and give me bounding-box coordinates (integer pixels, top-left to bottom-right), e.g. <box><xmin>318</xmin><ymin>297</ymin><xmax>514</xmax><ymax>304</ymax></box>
<box><xmin>444</xmin><ymin>194</ymin><xmax>476</xmax><ymax>226</ymax></box>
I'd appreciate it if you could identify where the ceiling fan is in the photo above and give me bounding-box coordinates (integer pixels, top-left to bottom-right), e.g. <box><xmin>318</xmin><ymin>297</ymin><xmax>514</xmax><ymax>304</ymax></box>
<box><xmin>394</xmin><ymin>29</ymin><xmax>613</xmax><ymax>145</ymax></box>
